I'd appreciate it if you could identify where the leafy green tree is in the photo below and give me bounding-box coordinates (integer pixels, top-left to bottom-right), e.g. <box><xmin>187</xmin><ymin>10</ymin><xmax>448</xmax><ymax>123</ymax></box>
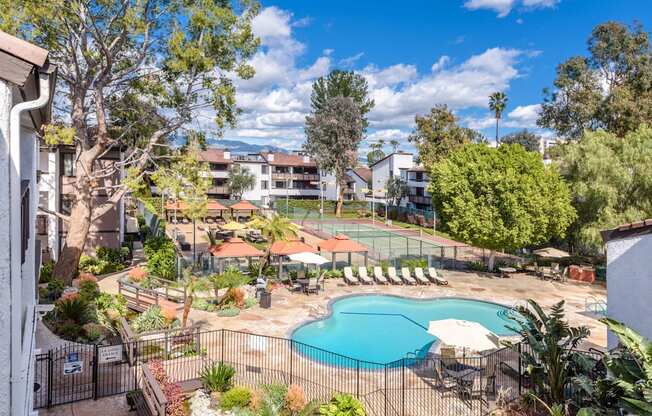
<box><xmin>408</xmin><ymin>104</ymin><xmax>480</xmax><ymax>166</ymax></box>
<box><xmin>208</xmin><ymin>266</ymin><xmax>248</xmax><ymax>305</ymax></box>
<box><xmin>429</xmin><ymin>143</ymin><xmax>576</xmax><ymax>269</ymax></box>
<box><xmin>556</xmin><ymin>125</ymin><xmax>652</xmax><ymax>254</ymax></box>
<box><xmin>538</xmin><ymin>22</ymin><xmax>652</xmax><ymax>139</ymax></box>
<box><xmin>227</xmin><ymin>165</ymin><xmax>256</xmax><ymax>200</ymax></box>
<box><xmin>501</xmin><ymin>129</ymin><xmax>542</xmax><ymax>153</ymax></box>
<box><xmin>304</xmin><ymin>97</ymin><xmax>365</xmax><ymax>216</ymax></box>
<box><xmin>504</xmin><ymin>299</ymin><xmax>590</xmax><ymax>407</ymax></box>
<box><xmin>386</xmin><ymin>177</ymin><xmax>407</xmax><ymax>207</ymax></box>
<box><xmin>310</xmin><ymin>70</ymin><xmax>374</xmax><ymax>129</ymax></box>
<box><xmin>489</xmin><ymin>91</ymin><xmax>508</xmax><ymax>142</ymax></box>
<box><xmin>367</xmin><ymin>141</ymin><xmax>386</xmax><ymax>165</ymax></box>
<box><xmin>1</xmin><ymin>0</ymin><xmax>260</xmax><ymax>284</ymax></box>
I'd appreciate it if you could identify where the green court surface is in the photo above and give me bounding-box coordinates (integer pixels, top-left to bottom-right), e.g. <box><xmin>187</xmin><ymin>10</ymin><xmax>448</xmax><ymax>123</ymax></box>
<box><xmin>314</xmin><ymin>222</ymin><xmax>443</xmax><ymax>257</ymax></box>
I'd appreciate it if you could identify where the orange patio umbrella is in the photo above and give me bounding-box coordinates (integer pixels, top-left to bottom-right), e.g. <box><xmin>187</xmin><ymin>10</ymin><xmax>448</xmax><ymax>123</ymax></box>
<box><xmin>317</xmin><ymin>234</ymin><xmax>369</xmax><ymax>270</ymax></box>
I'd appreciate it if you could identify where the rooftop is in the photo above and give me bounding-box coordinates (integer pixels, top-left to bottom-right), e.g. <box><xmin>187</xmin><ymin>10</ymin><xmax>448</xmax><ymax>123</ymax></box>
<box><xmin>368</xmin><ymin>151</ymin><xmax>413</xmax><ymax>168</ymax></box>
<box><xmin>601</xmin><ymin>219</ymin><xmax>652</xmax><ymax>242</ymax></box>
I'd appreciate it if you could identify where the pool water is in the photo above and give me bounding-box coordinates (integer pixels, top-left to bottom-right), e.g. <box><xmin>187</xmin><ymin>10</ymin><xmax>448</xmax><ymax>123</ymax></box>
<box><xmin>291</xmin><ymin>295</ymin><xmax>515</xmax><ymax>366</ymax></box>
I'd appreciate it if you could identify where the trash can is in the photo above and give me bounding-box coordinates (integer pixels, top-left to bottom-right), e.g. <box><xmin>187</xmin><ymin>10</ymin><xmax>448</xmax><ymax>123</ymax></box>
<box><xmin>259</xmin><ymin>291</ymin><xmax>271</xmax><ymax>309</ymax></box>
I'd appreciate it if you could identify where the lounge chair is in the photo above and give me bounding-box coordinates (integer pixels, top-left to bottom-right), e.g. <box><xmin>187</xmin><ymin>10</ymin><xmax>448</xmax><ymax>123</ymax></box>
<box><xmin>400</xmin><ymin>267</ymin><xmax>417</xmax><ymax>285</ymax></box>
<box><xmin>305</xmin><ymin>278</ymin><xmax>319</xmax><ymax>294</ymax></box>
<box><xmin>386</xmin><ymin>267</ymin><xmax>402</xmax><ymax>284</ymax></box>
<box><xmin>358</xmin><ymin>267</ymin><xmax>374</xmax><ymax>285</ymax></box>
<box><xmin>427</xmin><ymin>267</ymin><xmax>448</xmax><ymax>285</ymax></box>
<box><xmin>373</xmin><ymin>267</ymin><xmax>389</xmax><ymax>284</ymax></box>
<box><xmin>343</xmin><ymin>267</ymin><xmax>360</xmax><ymax>285</ymax></box>
<box><xmin>413</xmin><ymin>268</ymin><xmax>430</xmax><ymax>284</ymax></box>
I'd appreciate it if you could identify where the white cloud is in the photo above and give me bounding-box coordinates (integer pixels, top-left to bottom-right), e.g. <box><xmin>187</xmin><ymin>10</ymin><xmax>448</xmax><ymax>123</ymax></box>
<box><xmin>506</xmin><ymin>104</ymin><xmax>541</xmax><ymax>127</ymax></box>
<box><xmin>431</xmin><ymin>56</ymin><xmax>450</xmax><ymax>72</ymax></box>
<box><xmin>339</xmin><ymin>52</ymin><xmax>365</xmax><ymax>68</ymax></box>
<box><xmin>464</xmin><ymin>0</ymin><xmax>559</xmax><ymax>17</ymax></box>
<box><xmin>200</xmin><ymin>7</ymin><xmax>539</xmax><ymax>151</ymax></box>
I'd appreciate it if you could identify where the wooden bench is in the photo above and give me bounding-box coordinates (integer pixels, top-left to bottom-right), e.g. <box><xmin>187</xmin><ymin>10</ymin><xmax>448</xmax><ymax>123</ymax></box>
<box><xmin>118</xmin><ymin>279</ymin><xmax>185</xmax><ymax>312</ymax></box>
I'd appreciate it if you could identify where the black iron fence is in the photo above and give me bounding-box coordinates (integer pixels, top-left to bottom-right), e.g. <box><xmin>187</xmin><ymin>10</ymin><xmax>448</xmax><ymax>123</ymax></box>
<box><xmin>35</xmin><ymin>328</ymin><xmax>589</xmax><ymax>416</ymax></box>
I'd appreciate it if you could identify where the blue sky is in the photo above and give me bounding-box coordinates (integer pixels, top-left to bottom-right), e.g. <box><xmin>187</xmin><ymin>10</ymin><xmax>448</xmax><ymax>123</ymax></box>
<box><xmin>206</xmin><ymin>0</ymin><xmax>652</xmax><ymax>155</ymax></box>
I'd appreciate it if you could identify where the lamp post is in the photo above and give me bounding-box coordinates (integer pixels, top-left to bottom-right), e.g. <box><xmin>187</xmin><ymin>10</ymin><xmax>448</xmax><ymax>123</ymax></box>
<box><xmin>371</xmin><ymin>168</ymin><xmax>375</xmax><ymax>225</ymax></box>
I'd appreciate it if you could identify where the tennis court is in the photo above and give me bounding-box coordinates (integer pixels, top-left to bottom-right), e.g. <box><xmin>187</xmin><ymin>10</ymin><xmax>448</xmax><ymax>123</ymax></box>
<box><xmin>314</xmin><ymin>221</ymin><xmax>444</xmax><ymax>259</ymax></box>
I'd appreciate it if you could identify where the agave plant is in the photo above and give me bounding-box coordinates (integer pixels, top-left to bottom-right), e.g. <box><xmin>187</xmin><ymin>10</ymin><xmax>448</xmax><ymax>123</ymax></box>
<box><xmin>574</xmin><ymin>319</ymin><xmax>652</xmax><ymax>416</ymax></box>
<box><xmin>504</xmin><ymin>299</ymin><xmax>590</xmax><ymax>406</ymax></box>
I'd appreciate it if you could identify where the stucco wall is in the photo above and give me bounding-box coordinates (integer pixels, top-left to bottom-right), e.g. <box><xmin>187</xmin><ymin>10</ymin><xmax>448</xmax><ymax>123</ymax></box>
<box><xmin>606</xmin><ymin>233</ymin><xmax>652</xmax><ymax>348</ymax></box>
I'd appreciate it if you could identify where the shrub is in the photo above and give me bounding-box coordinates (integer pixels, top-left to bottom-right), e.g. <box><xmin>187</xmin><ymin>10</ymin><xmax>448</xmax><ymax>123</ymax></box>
<box><xmin>131</xmin><ymin>306</ymin><xmax>167</xmax><ymax>333</ymax></box>
<box><xmin>55</xmin><ymin>293</ymin><xmax>88</xmax><ymax>324</ymax></box>
<box><xmin>46</xmin><ymin>278</ymin><xmax>65</xmax><ymax>299</ymax></box>
<box><xmin>79</xmin><ymin>280</ymin><xmax>100</xmax><ymax>302</ymax></box>
<box><xmin>244</xmin><ymin>298</ymin><xmax>257</xmax><ymax>309</ymax></box>
<box><xmin>220</xmin><ymin>387</ymin><xmax>252</xmax><ymax>410</ymax></box>
<box><xmin>146</xmin><ymin>243</ymin><xmax>177</xmax><ymax>279</ymax></box>
<box><xmin>82</xmin><ymin>323</ymin><xmax>105</xmax><ymax>342</ymax></box>
<box><xmin>259</xmin><ymin>384</ymin><xmax>288</xmax><ymax>413</ymax></box>
<box><xmin>96</xmin><ymin>246</ymin><xmax>125</xmax><ymax>264</ymax></box>
<box><xmin>400</xmin><ymin>258</ymin><xmax>427</xmax><ymax>269</ymax></box>
<box><xmin>324</xmin><ymin>270</ymin><xmax>342</xmax><ymax>279</ymax></box>
<box><xmin>466</xmin><ymin>261</ymin><xmax>488</xmax><ymax>272</ymax></box>
<box><xmin>192</xmin><ymin>298</ymin><xmax>217</xmax><ymax>312</ymax></box>
<box><xmin>160</xmin><ymin>305</ymin><xmax>177</xmax><ymax>322</ymax></box>
<box><xmin>200</xmin><ymin>362</ymin><xmax>235</xmax><ymax>393</ymax></box>
<box><xmin>128</xmin><ymin>266</ymin><xmax>148</xmax><ymax>283</ymax></box>
<box><xmin>286</xmin><ymin>384</ymin><xmax>307</xmax><ymax>413</ymax></box>
<box><xmin>216</xmin><ymin>306</ymin><xmax>240</xmax><ymax>317</ymax></box>
<box><xmin>320</xmin><ymin>394</ymin><xmax>366</xmax><ymax>416</ymax></box>
<box><xmin>39</xmin><ymin>261</ymin><xmax>55</xmax><ymax>283</ymax></box>
<box><xmin>56</xmin><ymin>320</ymin><xmax>84</xmax><ymax>339</ymax></box>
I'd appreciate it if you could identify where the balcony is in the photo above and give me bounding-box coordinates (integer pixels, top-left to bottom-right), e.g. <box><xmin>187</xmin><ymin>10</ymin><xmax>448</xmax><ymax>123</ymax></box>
<box><xmin>208</xmin><ymin>185</ymin><xmax>229</xmax><ymax>195</ymax></box>
<box><xmin>409</xmin><ymin>195</ymin><xmax>432</xmax><ymax>205</ymax></box>
<box><xmin>271</xmin><ymin>173</ymin><xmax>320</xmax><ymax>182</ymax></box>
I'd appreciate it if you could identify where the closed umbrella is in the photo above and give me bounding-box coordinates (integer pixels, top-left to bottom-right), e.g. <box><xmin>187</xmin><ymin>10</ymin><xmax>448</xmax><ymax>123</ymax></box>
<box><xmin>427</xmin><ymin>319</ymin><xmax>500</xmax><ymax>352</ymax></box>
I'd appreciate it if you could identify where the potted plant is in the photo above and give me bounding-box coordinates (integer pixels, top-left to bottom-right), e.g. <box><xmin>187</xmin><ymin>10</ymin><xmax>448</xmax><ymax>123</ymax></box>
<box><xmin>125</xmin><ymin>389</ymin><xmax>142</xmax><ymax>410</ymax></box>
<box><xmin>259</xmin><ymin>281</ymin><xmax>273</xmax><ymax>309</ymax></box>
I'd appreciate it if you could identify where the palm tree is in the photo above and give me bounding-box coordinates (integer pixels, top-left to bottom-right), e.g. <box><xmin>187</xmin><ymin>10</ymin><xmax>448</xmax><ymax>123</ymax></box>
<box><xmin>488</xmin><ymin>92</ymin><xmax>508</xmax><ymax>143</ymax></box>
<box><xmin>180</xmin><ymin>269</ymin><xmax>209</xmax><ymax>327</ymax></box>
<box><xmin>248</xmin><ymin>214</ymin><xmax>299</xmax><ymax>278</ymax></box>
<box><xmin>389</xmin><ymin>139</ymin><xmax>400</xmax><ymax>153</ymax></box>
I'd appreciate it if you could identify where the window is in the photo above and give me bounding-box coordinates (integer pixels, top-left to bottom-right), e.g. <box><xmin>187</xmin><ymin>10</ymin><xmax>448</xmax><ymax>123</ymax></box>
<box><xmin>274</xmin><ymin>181</ymin><xmax>286</xmax><ymax>189</ymax></box>
<box><xmin>61</xmin><ymin>195</ymin><xmax>73</xmax><ymax>215</ymax></box>
<box><xmin>261</xmin><ymin>165</ymin><xmax>268</xmax><ymax>174</ymax></box>
<box><xmin>212</xmin><ymin>178</ymin><xmax>226</xmax><ymax>186</ymax></box>
<box><xmin>261</xmin><ymin>180</ymin><xmax>268</xmax><ymax>190</ymax></box>
<box><xmin>61</xmin><ymin>153</ymin><xmax>75</xmax><ymax>176</ymax></box>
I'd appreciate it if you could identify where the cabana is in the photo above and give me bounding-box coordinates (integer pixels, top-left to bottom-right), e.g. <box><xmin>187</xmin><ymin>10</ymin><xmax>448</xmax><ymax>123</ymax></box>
<box><xmin>209</xmin><ymin>237</ymin><xmax>264</xmax><ymax>272</ymax></box>
<box><xmin>229</xmin><ymin>200</ymin><xmax>259</xmax><ymax>221</ymax></box>
<box><xmin>270</xmin><ymin>239</ymin><xmax>317</xmax><ymax>278</ymax></box>
<box><xmin>164</xmin><ymin>200</ymin><xmax>188</xmax><ymax>222</ymax></box>
<box><xmin>317</xmin><ymin>234</ymin><xmax>369</xmax><ymax>270</ymax></box>
<box><xmin>205</xmin><ymin>200</ymin><xmax>227</xmax><ymax>223</ymax></box>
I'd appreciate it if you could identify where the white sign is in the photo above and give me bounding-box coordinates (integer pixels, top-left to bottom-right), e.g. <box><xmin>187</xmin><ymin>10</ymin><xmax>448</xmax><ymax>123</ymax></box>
<box><xmin>63</xmin><ymin>361</ymin><xmax>83</xmax><ymax>375</ymax></box>
<box><xmin>98</xmin><ymin>345</ymin><xmax>123</xmax><ymax>364</ymax></box>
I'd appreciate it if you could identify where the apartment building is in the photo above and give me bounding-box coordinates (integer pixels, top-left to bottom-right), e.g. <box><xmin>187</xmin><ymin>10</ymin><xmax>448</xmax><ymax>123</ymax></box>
<box><xmin>368</xmin><ymin>152</ymin><xmax>433</xmax><ymax>211</ymax></box>
<box><xmin>0</xmin><ymin>31</ymin><xmax>57</xmax><ymax>416</ymax></box>
<box><xmin>37</xmin><ymin>146</ymin><xmax>126</xmax><ymax>261</ymax></box>
<box><xmin>346</xmin><ymin>167</ymin><xmax>372</xmax><ymax>201</ymax></box>
<box><xmin>199</xmin><ymin>148</ymin><xmax>356</xmax><ymax>206</ymax></box>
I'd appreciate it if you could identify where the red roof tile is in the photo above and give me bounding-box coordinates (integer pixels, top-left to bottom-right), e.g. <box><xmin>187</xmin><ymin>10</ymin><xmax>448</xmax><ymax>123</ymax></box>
<box><xmin>209</xmin><ymin>238</ymin><xmax>264</xmax><ymax>258</ymax></box>
<box><xmin>270</xmin><ymin>239</ymin><xmax>317</xmax><ymax>255</ymax></box>
<box><xmin>199</xmin><ymin>148</ymin><xmax>232</xmax><ymax>164</ymax></box>
<box><xmin>317</xmin><ymin>234</ymin><xmax>368</xmax><ymax>253</ymax></box>
<box><xmin>262</xmin><ymin>152</ymin><xmax>316</xmax><ymax>167</ymax></box>
<box><xmin>229</xmin><ymin>200</ymin><xmax>259</xmax><ymax>211</ymax></box>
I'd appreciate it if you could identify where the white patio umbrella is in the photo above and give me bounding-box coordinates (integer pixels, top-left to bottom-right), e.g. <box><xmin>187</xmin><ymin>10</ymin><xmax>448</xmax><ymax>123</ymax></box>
<box><xmin>288</xmin><ymin>251</ymin><xmax>330</xmax><ymax>265</ymax></box>
<box><xmin>427</xmin><ymin>319</ymin><xmax>500</xmax><ymax>352</ymax></box>
<box><xmin>533</xmin><ymin>247</ymin><xmax>570</xmax><ymax>258</ymax></box>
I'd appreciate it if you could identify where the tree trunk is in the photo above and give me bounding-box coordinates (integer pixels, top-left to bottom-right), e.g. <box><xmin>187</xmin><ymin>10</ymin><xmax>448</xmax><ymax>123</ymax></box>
<box><xmin>182</xmin><ymin>295</ymin><xmax>193</xmax><ymax>327</ymax></box>
<box><xmin>53</xmin><ymin>196</ymin><xmax>93</xmax><ymax>285</ymax></box>
<box><xmin>487</xmin><ymin>250</ymin><xmax>496</xmax><ymax>272</ymax></box>
<box><xmin>495</xmin><ymin>118</ymin><xmax>499</xmax><ymax>143</ymax></box>
<box><xmin>335</xmin><ymin>181</ymin><xmax>345</xmax><ymax>218</ymax></box>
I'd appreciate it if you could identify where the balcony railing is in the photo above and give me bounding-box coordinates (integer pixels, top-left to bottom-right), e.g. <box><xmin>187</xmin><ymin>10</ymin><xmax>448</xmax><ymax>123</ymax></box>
<box><xmin>271</xmin><ymin>173</ymin><xmax>320</xmax><ymax>181</ymax></box>
<box><xmin>408</xmin><ymin>195</ymin><xmax>432</xmax><ymax>205</ymax></box>
<box><xmin>208</xmin><ymin>185</ymin><xmax>229</xmax><ymax>194</ymax></box>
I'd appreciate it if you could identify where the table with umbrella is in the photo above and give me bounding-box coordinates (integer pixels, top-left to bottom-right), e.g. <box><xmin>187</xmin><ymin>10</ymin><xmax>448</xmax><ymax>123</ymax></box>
<box><xmin>533</xmin><ymin>247</ymin><xmax>570</xmax><ymax>280</ymax></box>
<box><xmin>427</xmin><ymin>319</ymin><xmax>500</xmax><ymax>401</ymax></box>
<box><xmin>287</xmin><ymin>251</ymin><xmax>330</xmax><ymax>293</ymax></box>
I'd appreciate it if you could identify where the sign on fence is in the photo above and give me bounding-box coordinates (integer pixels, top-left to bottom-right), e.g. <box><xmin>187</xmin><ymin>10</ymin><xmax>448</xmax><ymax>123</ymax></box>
<box><xmin>98</xmin><ymin>345</ymin><xmax>123</xmax><ymax>364</ymax></box>
<box><xmin>63</xmin><ymin>353</ymin><xmax>83</xmax><ymax>375</ymax></box>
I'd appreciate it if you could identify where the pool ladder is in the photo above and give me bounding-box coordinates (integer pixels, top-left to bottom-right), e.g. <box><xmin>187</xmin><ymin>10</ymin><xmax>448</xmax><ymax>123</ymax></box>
<box><xmin>585</xmin><ymin>296</ymin><xmax>607</xmax><ymax>316</ymax></box>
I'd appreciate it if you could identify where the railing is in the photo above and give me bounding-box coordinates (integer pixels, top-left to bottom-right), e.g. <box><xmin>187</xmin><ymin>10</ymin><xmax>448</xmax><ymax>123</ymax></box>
<box><xmin>271</xmin><ymin>173</ymin><xmax>320</xmax><ymax>181</ymax></box>
<box><xmin>408</xmin><ymin>195</ymin><xmax>432</xmax><ymax>205</ymax></box>
<box><xmin>141</xmin><ymin>365</ymin><xmax>167</xmax><ymax>416</ymax></box>
<box><xmin>118</xmin><ymin>279</ymin><xmax>185</xmax><ymax>312</ymax></box>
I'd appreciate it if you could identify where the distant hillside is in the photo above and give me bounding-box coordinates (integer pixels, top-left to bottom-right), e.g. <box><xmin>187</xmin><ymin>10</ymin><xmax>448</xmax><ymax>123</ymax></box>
<box><xmin>208</xmin><ymin>139</ymin><xmax>288</xmax><ymax>154</ymax></box>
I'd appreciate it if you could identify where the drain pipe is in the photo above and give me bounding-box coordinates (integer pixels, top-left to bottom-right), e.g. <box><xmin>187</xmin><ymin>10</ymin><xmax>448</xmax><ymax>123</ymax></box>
<box><xmin>8</xmin><ymin>70</ymin><xmax>51</xmax><ymax>415</ymax></box>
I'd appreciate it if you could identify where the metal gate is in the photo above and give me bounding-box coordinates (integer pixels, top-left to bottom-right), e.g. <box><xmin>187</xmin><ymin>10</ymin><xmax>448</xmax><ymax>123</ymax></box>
<box><xmin>33</xmin><ymin>343</ymin><xmax>136</xmax><ymax>409</ymax></box>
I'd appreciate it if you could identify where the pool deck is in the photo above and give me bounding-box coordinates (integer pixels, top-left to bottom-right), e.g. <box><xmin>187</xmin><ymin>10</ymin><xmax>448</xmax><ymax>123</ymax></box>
<box><xmin>98</xmin><ymin>269</ymin><xmax>608</xmax><ymax>348</ymax></box>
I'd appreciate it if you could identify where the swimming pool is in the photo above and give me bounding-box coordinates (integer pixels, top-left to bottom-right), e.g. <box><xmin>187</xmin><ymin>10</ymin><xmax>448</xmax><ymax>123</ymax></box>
<box><xmin>291</xmin><ymin>295</ymin><xmax>515</xmax><ymax>367</ymax></box>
